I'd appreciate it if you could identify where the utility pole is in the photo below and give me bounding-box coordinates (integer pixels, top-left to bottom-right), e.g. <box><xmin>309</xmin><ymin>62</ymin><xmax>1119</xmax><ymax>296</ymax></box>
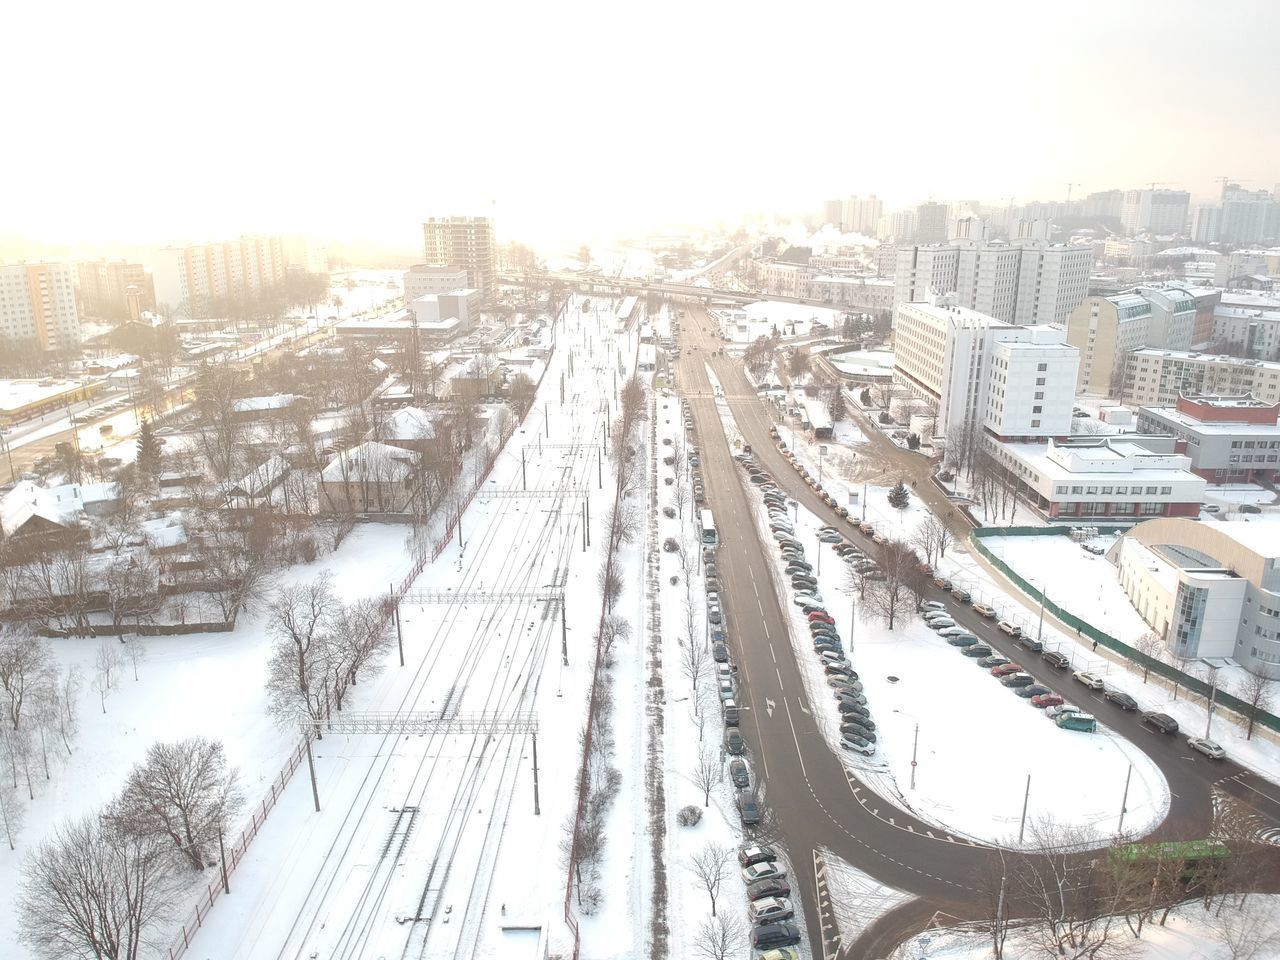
<box><xmin>304</xmin><ymin>734</ymin><xmax>321</xmax><ymax>812</ymax></box>
<box><xmin>1117</xmin><ymin>763</ymin><xmax>1133</xmax><ymax>835</ymax></box>
<box><xmin>1017</xmin><ymin>774</ymin><xmax>1032</xmax><ymax>844</ymax></box>
<box><xmin>544</xmin><ymin>403</ymin><xmax>549</xmax><ymax>438</ymax></box>
<box><xmin>1205</xmin><ymin>663</ymin><xmax>1220</xmax><ymax>739</ymax></box>
<box><xmin>391</xmin><ymin>584</ymin><xmax>403</xmax><ymax>666</ymax></box>
<box><xmin>1036</xmin><ymin>586</ymin><xmax>1046</xmax><ymax>647</ymax></box>
<box><xmin>909</xmin><ymin>720</ymin><xmax>919</xmax><ymax>789</ymax></box>
<box><xmin>521</xmin><ymin>448</ymin><xmax>527</xmax><ymax>491</ymax></box>
<box><xmin>218</xmin><ymin>827</ymin><xmax>230</xmax><ymax>894</ymax></box>
<box><xmin>531</xmin><ymin>729</ymin><xmax>541</xmax><ymax>816</ymax></box>
<box><xmin>561</xmin><ymin>598</ymin><xmax>569</xmax><ymax>666</ymax></box>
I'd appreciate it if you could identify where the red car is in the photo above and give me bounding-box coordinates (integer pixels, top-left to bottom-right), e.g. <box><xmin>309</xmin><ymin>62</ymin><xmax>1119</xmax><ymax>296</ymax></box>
<box><xmin>1031</xmin><ymin>693</ymin><xmax>1064</xmax><ymax>709</ymax></box>
<box><xmin>807</xmin><ymin>612</ymin><xmax>835</xmax><ymax>624</ymax></box>
<box><xmin>991</xmin><ymin>663</ymin><xmax>1024</xmax><ymax>677</ymax></box>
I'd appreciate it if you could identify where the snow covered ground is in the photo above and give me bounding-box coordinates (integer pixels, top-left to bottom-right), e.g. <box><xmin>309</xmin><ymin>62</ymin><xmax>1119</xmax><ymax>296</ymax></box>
<box><xmin>0</xmin><ymin>523</ymin><xmax>419</xmax><ymax>959</ymax></box>
<box><xmin>903</xmin><ymin>895</ymin><xmax>1280</xmax><ymax>960</ymax></box>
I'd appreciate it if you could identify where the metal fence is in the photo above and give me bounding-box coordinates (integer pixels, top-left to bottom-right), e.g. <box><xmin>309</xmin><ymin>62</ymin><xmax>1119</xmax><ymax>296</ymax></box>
<box><xmin>971</xmin><ymin>525</ymin><xmax>1280</xmax><ymax>735</ymax></box>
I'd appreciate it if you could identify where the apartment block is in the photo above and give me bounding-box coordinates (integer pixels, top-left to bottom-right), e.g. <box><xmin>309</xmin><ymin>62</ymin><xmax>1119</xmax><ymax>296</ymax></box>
<box><xmin>841</xmin><ymin>195</ymin><xmax>882</xmax><ymax>235</ymax></box>
<box><xmin>0</xmin><ymin>263</ymin><xmax>81</xmax><ymax>351</ymax></box>
<box><xmin>1067</xmin><ymin>286</ymin><xmax>1198</xmax><ymax>396</ymax></box>
<box><xmin>895</xmin><ymin>239</ymin><xmax>1092</xmax><ymax>325</ymax></box>
<box><xmin>403</xmin><ymin>265</ymin><xmax>470</xmax><ymax>304</ymax></box>
<box><xmin>1124</xmin><ymin>350</ymin><xmax>1280</xmax><ymax>406</ymax></box>
<box><xmin>75</xmin><ymin>260</ymin><xmax>155</xmax><ymax>320</ymax></box>
<box><xmin>1120</xmin><ymin>189</ymin><xmax>1190</xmax><ymax>236</ymax></box>
<box><xmin>152</xmin><ymin>236</ymin><xmax>288</xmax><ymax>317</ymax></box>
<box><xmin>423</xmin><ymin>217</ymin><xmax>496</xmax><ymax>305</ymax></box>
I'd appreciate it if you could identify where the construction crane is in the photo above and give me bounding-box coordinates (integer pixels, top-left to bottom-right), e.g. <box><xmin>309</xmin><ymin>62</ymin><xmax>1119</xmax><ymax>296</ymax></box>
<box><xmin>1145</xmin><ymin>181</ymin><xmax>1173</xmax><ymax>191</ymax></box>
<box><xmin>1215</xmin><ymin>175</ymin><xmax>1251</xmax><ymax>197</ymax></box>
<box><xmin>1065</xmin><ymin>183</ymin><xmax>1080</xmax><ymax>203</ymax></box>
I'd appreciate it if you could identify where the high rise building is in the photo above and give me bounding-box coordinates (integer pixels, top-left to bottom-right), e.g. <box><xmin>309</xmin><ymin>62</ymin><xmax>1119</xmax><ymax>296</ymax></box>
<box><xmin>0</xmin><ymin>262</ymin><xmax>81</xmax><ymax>351</ymax></box>
<box><xmin>1080</xmin><ymin>189</ymin><xmax>1124</xmax><ymax>219</ymax></box>
<box><xmin>422</xmin><ymin>216</ymin><xmax>497</xmax><ymax>306</ymax></box>
<box><xmin>1120</xmin><ymin>189</ymin><xmax>1190</xmax><ymax>236</ymax></box>
<box><xmin>1191</xmin><ymin>205</ymin><xmax>1221</xmax><ymax>243</ymax></box>
<box><xmin>75</xmin><ymin>260</ymin><xmax>155</xmax><ymax>321</ymax></box>
<box><xmin>1067</xmin><ymin>286</ymin><xmax>1199</xmax><ymax>396</ymax></box>
<box><xmin>1217</xmin><ymin>185</ymin><xmax>1280</xmax><ymax>244</ymax></box>
<box><xmin>895</xmin><ymin>238</ymin><xmax>1093</xmax><ymax>325</ymax></box>
<box><xmin>152</xmin><ymin>236</ymin><xmax>288</xmax><ymax>317</ymax></box>
<box><xmin>821</xmin><ymin>199</ymin><xmax>843</xmax><ymax>228</ymax></box>
<box><xmin>877</xmin><ymin>209</ymin><xmax>918</xmax><ymax>241</ymax></box>
<box><xmin>915</xmin><ymin>202</ymin><xmax>949</xmax><ymax>243</ymax></box>
<box><xmin>841</xmin><ymin>195</ymin><xmax>882</xmax><ymax>235</ymax></box>
<box><xmin>891</xmin><ymin>298</ymin><xmax>1078</xmax><ymax>440</ymax></box>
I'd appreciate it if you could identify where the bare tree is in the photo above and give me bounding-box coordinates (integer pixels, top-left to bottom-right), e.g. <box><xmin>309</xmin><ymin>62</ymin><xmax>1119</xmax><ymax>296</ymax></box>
<box><xmin>53</xmin><ymin>667</ymin><xmax>82</xmax><ymax>756</ymax></box>
<box><xmin>681</xmin><ymin>633</ymin><xmax>709</xmax><ymax>699</ymax></box>
<box><xmin>107</xmin><ymin>737</ymin><xmax>244</xmax><ymax>872</ymax></box>
<box><xmin>692</xmin><ymin>912</ymin><xmax>746</xmax><ymax>960</ymax></box>
<box><xmin>92</xmin><ymin>641</ymin><xmax>123</xmax><ymax>714</ymax></box>
<box><xmin>0</xmin><ymin>626</ymin><xmax>58</xmax><ymax>730</ymax></box>
<box><xmin>599</xmin><ymin>614</ymin><xmax>631</xmax><ymax>665</ymax></box>
<box><xmin>688</xmin><ymin>841</ymin><xmax>732</xmax><ymax>917</ymax></box>
<box><xmin>1208</xmin><ymin>898</ymin><xmax>1280</xmax><ymax>960</ymax></box>
<box><xmin>1238</xmin><ymin>666</ymin><xmax>1277</xmax><ymax>740</ymax></box>
<box><xmin>596</xmin><ymin>561</ymin><xmax>623</xmax><ymax>613</ymax></box>
<box><xmin>863</xmin><ymin>540</ymin><xmax>916</xmax><ymax>630</ymax></box>
<box><xmin>330</xmin><ymin>597</ymin><xmax>390</xmax><ymax>695</ymax></box>
<box><xmin>910</xmin><ymin>513</ymin><xmax>953</xmax><ymax>568</ymax></box>
<box><xmin>265</xmin><ymin>573</ymin><xmax>341</xmax><ymax>728</ymax></box>
<box><xmin>690</xmin><ymin>746</ymin><xmax>719</xmax><ymax>807</ymax></box>
<box><xmin>0</xmin><ymin>781</ymin><xmax>25</xmax><ymax>849</ymax></box>
<box><xmin>1133</xmin><ymin>631</ymin><xmax>1163</xmax><ymax>683</ymax></box>
<box><xmin>19</xmin><ymin>814</ymin><xmax>173</xmax><ymax>960</ymax></box>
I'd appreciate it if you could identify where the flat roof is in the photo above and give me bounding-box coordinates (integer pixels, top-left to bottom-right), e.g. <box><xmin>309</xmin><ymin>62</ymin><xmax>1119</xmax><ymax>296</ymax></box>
<box><xmin>1001</xmin><ymin>439</ymin><xmax>1199</xmax><ymax>484</ymax></box>
<box><xmin>0</xmin><ymin>378</ymin><xmax>89</xmax><ymax>413</ymax></box>
<box><xmin>1139</xmin><ymin>406</ymin><xmax>1280</xmax><ymax>435</ymax></box>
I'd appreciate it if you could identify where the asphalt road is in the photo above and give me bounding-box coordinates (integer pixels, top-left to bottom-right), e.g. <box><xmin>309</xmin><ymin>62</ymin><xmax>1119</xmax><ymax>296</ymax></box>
<box><xmin>668</xmin><ymin>301</ymin><xmax>1280</xmax><ymax>958</ymax></box>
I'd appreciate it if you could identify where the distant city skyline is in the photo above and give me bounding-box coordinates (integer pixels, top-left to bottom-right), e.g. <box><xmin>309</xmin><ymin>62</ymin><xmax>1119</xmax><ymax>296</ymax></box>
<box><xmin>2</xmin><ymin>0</ymin><xmax>1277</xmax><ymax>254</ymax></box>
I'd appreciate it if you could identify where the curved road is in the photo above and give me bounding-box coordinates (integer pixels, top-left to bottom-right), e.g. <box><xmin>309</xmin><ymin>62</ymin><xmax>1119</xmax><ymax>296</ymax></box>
<box><xmin>668</xmin><ymin>301</ymin><xmax>1280</xmax><ymax>958</ymax></box>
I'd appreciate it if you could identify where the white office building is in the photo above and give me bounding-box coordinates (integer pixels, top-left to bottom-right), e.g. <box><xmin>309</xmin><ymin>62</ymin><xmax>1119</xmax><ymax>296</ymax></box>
<box><xmin>892</xmin><ymin>298</ymin><xmax>1078</xmax><ymax>441</ymax></box>
<box><xmin>403</xmin><ymin>265</ymin><xmax>470</xmax><ymax>304</ymax></box>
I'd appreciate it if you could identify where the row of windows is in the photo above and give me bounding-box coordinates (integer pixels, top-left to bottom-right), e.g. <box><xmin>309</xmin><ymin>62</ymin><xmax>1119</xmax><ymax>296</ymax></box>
<box><xmin>1054</xmin><ymin>484</ymin><xmax>1173</xmax><ymax>496</ymax></box>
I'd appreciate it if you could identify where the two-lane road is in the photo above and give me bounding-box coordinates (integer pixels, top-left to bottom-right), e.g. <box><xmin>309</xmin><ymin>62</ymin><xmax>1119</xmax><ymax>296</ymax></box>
<box><xmin>670</xmin><ymin>301</ymin><xmax>1280</xmax><ymax>957</ymax></box>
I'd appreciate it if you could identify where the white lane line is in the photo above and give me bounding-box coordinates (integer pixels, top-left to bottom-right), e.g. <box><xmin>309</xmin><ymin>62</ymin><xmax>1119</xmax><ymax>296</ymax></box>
<box><xmin>781</xmin><ymin>695</ymin><xmax>808</xmax><ymax>780</ymax></box>
<box><xmin>769</xmin><ymin>642</ymin><xmax>777</xmax><ymax>663</ymax></box>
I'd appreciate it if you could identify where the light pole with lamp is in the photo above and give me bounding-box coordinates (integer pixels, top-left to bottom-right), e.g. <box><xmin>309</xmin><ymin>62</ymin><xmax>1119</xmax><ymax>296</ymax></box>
<box><xmin>818</xmin><ymin>443</ymin><xmax>827</xmax><ymax>489</ymax></box>
<box><xmin>892</xmin><ymin>709</ymin><xmax>920</xmax><ymax>790</ymax></box>
<box><xmin>1202</xmin><ymin>660</ymin><xmax>1221</xmax><ymax>739</ymax></box>
<box><xmin>0</xmin><ymin>427</ymin><xmax>15</xmax><ymax>483</ymax></box>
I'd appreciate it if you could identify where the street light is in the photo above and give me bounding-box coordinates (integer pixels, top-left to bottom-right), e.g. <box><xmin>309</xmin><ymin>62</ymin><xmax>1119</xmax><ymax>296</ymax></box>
<box><xmin>1202</xmin><ymin>660</ymin><xmax>1221</xmax><ymax>739</ymax></box>
<box><xmin>892</xmin><ymin>708</ymin><xmax>920</xmax><ymax>790</ymax></box>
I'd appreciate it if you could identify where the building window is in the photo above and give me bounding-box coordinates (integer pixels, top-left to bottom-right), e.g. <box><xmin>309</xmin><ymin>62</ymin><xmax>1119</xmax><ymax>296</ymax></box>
<box><xmin>1034</xmin><ymin>392</ymin><xmax>1044</xmax><ymax>400</ymax></box>
<box><xmin>1036</xmin><ymin>378</ymin><xmax>1046</xmax><ymax>386</ymax></box>
<box><xmin>1071</xmin><ymin>485</ymin><xmax>1083</xmax><ymax>494</ymax></box>
<box><xmin>1145</xmin><ymin>486</ymin><xmax>1158</xmax><ymax>495</ymax></box>
<box><xmin>1102</xmin><ymin>486</ymin><xmax>1113</xmax><ymax>494</ymax></box>
<box><xmin>1032</xmin><ymin>406</ymin><xmax>1043</xmax><ymax>414</ymax></box>
<box><xmin>1031</xmin><ymin>419</ymin><xmax>1041</xmax><ymax>428</ymax></box>
<box><xmin>1037</xmin><ymin>363</ymin><xmax>1047</xmax><ymax>371</ymax></box>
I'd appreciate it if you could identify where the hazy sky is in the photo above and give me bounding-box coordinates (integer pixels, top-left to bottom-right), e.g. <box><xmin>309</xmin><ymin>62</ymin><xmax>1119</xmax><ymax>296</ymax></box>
<box><xmin>3</xmin><ymin>0</ymin><xmax>1277</xmax><ymax>254</ymax></box>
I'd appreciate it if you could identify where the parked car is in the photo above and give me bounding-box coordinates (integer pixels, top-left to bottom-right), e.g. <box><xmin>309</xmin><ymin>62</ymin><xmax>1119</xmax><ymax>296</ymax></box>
<box><xmin>1040</xmin><ymin>650</ymin><xmax>1071</xmax><ymax>670</ymax></box>
<box><xmin>926</xmin><ymin>618</ymin><xmax>956</xmax><ymax>630</ymax></box>
<box><xmin>750</xmin><ymin>896</ymin><xmax>795</xmax><ymax>924</ymax></box>
<box><xmin>1141</xmin><ymin>711</ymin><xmax>1179</xmax><ymax>734</ymax></box>
<box><xmin>708</xmin><ymin>605</ymin><xmax>722</xmax><ymax>625</ymax></box>
<box><xmin>742</xmin><ymin>861</ymin><xmax>786</xmax><ymax>883</ymax></box>
<box><xmin>947</xmin><ymin>634</ymin><xmax>982</xmax><ymax>647</ymax></box>
<box><xmin>725</xmin><ymin>727</ymin><xmax>745</xmax><ymax>755</ymax></box>
<box><xmin>978</xmin><ymin>655</ymin><xmax>1011</xmax><ymax>669</ymax></box>
<box><xmin>712</xmin><ymin>643</ymin><xmax>729</xmax><ymax>663</ymax></box>
<box><xmin>1073</xmin><ymin>671</ymin><xmax>1106</xmax><ymax>690</ymax></box>
<box><xmin>922</xmin><ymin>608</ymin><xmax>951</xmax><ymax>620</ymax></box>
<box><xmin>1045</xmin><ymin>703</ymin><xmax>1082</xmax><ymax>720</ymax></box>
<box><xmin>729</xmin><ymin>759</ymin><xmax>751</xmax><ymax>788</ymax></box>
<box><xmin>962</xmin><ymin>644</ymin><xmax>993</xmax><ymax>658</ymax></box>
<box><xmin>950</xmin><ymin>587</ymin><xmax>972</xmax><ymax>603</ymax></box>
<box><xmin>1103</xmin><ymin>689</ymin><xmax>1139</xmax><ymax>711</ymax></box>
<box><xmin>1187</xmin><ymin>736</ymin><xmax>1226</xmax><ymax>759</ymax></box>
<box><xmin>932</xmin><ymin>576</ymin><xmax>953</xmax><ymax>590</ymax></box>
<box><xmin>1016</xmin><ymin>684</ymin><xmax>1053</xmax><ymax>699</ymax></box>
<box><xmin>840</xmin><ymin>734</ymin><xmax>875</xmax><ymax>756</ymax></box>
<box><xmin>1019</xmin><ymin>635</ymin><xmax>1044</xmax><ymax>653</ymax></box>
<box><xmin>1000</xmin><ymin>673</ymin><xmax>1036</xmax><ymax>688</ymax></box>
<box><xmin>824</xmin><ymin>662</ymin><xmax>856</xmax><ymax>678</ymax></box>
<box><xmin>747</xmin><ymin>878</ymin><xmax>792</xmax><ymax>901</ymax></box>
<box><xmin>1056</xmin><ymin>712</ymin><xmax>1098</xmax><ymax>732</ymax></box>
<box><xmin>921</xmin><ymin>601</ymin><xmax>947</xmax><ymax>613</ymax></box>
<box><xmin>738</xmin><ymin>795</ymin><xmax>762</xmax><ymax>826</ymax></box>
<box><xmin>1031</xmin><ymin>693</ymin><xmax>1065</xmax><ymax>709</ymax></box>
<box><xmin>752</xmin><ymin>922</ymin><xmax>802</xmax><ymax>950</ymax></box>
<box><xmin>972</xmin><ymin>603</ymin><xmax>997</xmax><ymax>618</ymax></box>
<box><xmin>997</xmin><ymin>620</ymin><xmax>1022</xmax><ymax>638</ymax></box>
<box><xmin>840</xmin><ymin>721</ymin><xmax>877</xmax><ymax>742</ymax></box>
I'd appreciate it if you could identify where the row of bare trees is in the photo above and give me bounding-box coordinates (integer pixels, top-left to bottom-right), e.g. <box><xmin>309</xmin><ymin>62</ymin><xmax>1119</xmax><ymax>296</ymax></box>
<box><xmin>17</xmin><ymin>737</ymin><xmax>243</xmax><ymax>960</ymax></box>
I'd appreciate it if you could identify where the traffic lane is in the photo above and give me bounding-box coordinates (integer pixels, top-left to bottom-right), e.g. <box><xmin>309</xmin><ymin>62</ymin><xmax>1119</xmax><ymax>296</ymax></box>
<box><xmin>683</xmin><ymin>389</ymin><xmax>992</xmax><ymax>907</ymax></box>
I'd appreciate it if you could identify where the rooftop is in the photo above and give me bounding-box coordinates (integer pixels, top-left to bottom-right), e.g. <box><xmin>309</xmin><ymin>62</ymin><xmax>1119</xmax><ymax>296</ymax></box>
<box><xmin>0</xmin><ymin>378</ymin><xmax>89</xmax><ymax>413</ymax></box>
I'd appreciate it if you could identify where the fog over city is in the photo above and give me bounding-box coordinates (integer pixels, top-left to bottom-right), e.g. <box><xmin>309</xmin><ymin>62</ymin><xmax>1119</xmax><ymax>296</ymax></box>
<box><xmin>2</xmin><ymin>4</ymin><xmax>1280</xmax><ymax>960</ymax></box>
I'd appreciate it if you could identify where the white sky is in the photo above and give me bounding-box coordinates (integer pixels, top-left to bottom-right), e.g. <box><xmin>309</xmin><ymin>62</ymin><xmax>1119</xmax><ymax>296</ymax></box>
<box><xmin>2</xmin><ymin>0</ymin><xmax>1277</xmax><ymax>252</ymax></box>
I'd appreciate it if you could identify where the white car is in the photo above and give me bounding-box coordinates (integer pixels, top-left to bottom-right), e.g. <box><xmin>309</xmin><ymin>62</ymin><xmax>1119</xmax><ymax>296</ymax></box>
<box><xmin>1073</xmin><ymin>670</ymin><xmax>1106</xmax><ymax>690</ymax></box>
<box><xmin>840</xmin><ymin>734</ymin><xmax>875</xmax><ymax>756</ymax></box>
<box><xmin>749</xmin><ymin>896</ymin><xmax>795</xmax><ymax>924</ymax></box>
<box><xmin>921</xmin><ymin>601</ymin><xmax>948</xmax><ymax>613</ymax></box>
<box><xmin>1045</xmin><ymin>703</ymin><xmax>1082</xmax><ymax>720</ymax></box>
<box><xmin>795</xmin><ymin>590</ymin><xmax>823</xmax><ymax>603</ymax></box>
<box><xmin>742</xmin><ymin>860</ymin><xmax>786</xmax><ymax>883</ymax></box>
<box><xmin>1187</xmin><ymin>736</ymin><xmax>1226</xmax><ymax>760</ymax></box>
<box><xmin>926</xmin><ymin>618</ymin><xmax>956</xmax><ymax>630</ymax></box>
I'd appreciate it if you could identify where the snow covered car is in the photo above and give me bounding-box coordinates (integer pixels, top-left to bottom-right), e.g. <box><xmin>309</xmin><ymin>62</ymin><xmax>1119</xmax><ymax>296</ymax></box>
<box><xmin>742</xmin><ymin>860</ymin><xmax>786</xmax><ymax>883</ymax></box>
<box><xmin>840</xmin><ymin>734</ymin><xmax>875</xmax><ymax>756</ymax></box>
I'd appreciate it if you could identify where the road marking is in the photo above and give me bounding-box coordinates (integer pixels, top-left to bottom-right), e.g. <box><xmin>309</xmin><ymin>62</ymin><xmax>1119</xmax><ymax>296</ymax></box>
<box><xmin>768</xmin><ymin>642</ymin><xmax>776</xmax><ymax>663</ymax></box>
<box><xmin>775</xmin><ymin>667</ymin><xmax>785</xmax><ymax>690</ymax></box>
<box><xmin>764</xmin><ymin>697</ymin><xmax>775</xmax><ymax>717</ymax></box>
<box><xmin>781</xmin><ymin>695</ymin><xmax>808</xmax><ymax>779</ymax></box>
<box><xmin>1232</xmin><ymin>776</ymin><xmax>1280</xmax><ymax>807</ymax></box>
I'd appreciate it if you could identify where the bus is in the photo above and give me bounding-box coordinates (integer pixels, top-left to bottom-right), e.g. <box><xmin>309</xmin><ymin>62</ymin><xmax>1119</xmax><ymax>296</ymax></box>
<box><xmin>1106</xmin><ymin>839</ymin><xmax>1231</xmax><ymax>882</ymax></box>
<box><xmin>700</xmin><ymin>509</ymin><xmax>717</xmax><ymax>546</ymax></box>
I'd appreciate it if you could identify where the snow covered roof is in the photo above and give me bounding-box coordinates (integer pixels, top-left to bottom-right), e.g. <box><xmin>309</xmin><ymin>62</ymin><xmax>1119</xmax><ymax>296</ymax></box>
<box><xmin>223</xmin><ymin>454</ymin><xmax>289</xmax><ymax>498</ymax></box>
<box><xmin>382</xmin><ymin>407</ymin><xmax>437</xmax><ymax>442</ymax></box>
<box><xmin>0</xmin><ymin>480</ymin><xmax>118</xmax><ymax>536</ymax></box>
<box><xmin>232</xmin><ymin>394</ymin><xmax>300</xmax><ymax>413</ymax></box>
<box><xmin>321</xmin><ymin>442</ymin><xmax>415</xmax><ymax>484</ymax></box>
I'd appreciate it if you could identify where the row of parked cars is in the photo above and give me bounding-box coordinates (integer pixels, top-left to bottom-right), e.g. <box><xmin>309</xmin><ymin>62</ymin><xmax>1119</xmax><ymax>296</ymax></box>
<box><xmin>768</xmin><ymin>426</ymin><xmax>851</xmax><ymax>517</ymax></box>
<box><xmin>743</xmin><ymin>458</ymin><xmax>878</xmax><ymax>758</ymax></box>
<box><xmin>738</xmin><ymin>845</ymin><xmax>803</xmax><ymax>955</ymax></box>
